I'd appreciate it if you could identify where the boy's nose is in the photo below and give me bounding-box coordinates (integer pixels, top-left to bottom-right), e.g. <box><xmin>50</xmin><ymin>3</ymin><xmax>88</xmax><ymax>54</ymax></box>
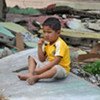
<box><xmin>44</xmin><ymin>32</ymin><xmax>49</xmax><ymax>37</ymax></box>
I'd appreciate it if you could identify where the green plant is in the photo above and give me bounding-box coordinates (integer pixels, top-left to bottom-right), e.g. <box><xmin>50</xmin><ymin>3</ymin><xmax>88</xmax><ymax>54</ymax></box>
<box><xmin>83</xmin><ymin>61</ymin><xmax>100</xmax><ymax>75</ymax></box>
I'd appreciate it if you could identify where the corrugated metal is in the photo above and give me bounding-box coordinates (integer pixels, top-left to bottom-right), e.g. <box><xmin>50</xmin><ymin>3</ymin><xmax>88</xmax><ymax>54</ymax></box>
<box><xmin>0</xmin><ymin>25</ymin><xmax>14</xmax><ymax>37</ymax></box>
<box><xmin>0</xmin><ymin>22</ymin><xmax>31</xmax><ymax>34</ymax></box>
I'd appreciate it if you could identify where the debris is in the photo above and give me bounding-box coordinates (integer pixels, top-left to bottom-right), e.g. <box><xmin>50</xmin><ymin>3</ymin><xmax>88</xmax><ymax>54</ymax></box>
<box><xmin>46</xmin><ymin>5</ymin><xmax>100</xmax><ymax>19</ymax></box>
<box><xmin>60</xmin><ymin>28</ymin><xmax>99</xmax><ymax>46</ymax></box>
<box><xmin>0</xmin><ymin>47</ymin><xmax>13</xmax><ymax>59</ymax></box>
<box><xmin>0</xmin><ymin>0</ymin><xmax>7</xmax><ymax>19</ymax></box>
<box><xmin>0</xmin><ymin>89</ymin><xmax>8</xmax><ymax>100</ymax></box>
<box><xmin>0</xmin><ymin>25</ymin><xmax>15</xmax><ymax>45</ymax></box>
<box><xmin>0</xmin><ymin>22</ymin><xmax>31</xmax><ymax>34</ymax></box>
<box><xmin>78</xmin><ymin>53</ymin><xmax>100</xmax><ymax>62</ymax></box>
<box><xmin>15</xmin><ymin>33</ymin><xmax>24</xmax><ymax>51</ymax></box>
<box><xmin>86</xmin><ymin>22</ymin><xmax>100</xmax><ymax>32</ymax></box>
<box><xmin>1</xmin><ymin>0</ymin><xmax>100</xmax><ymax>89</ymax></box>
<box><xmin>66</xmin><ymin>18</ymin><xmax>82</xmax><ymax>30</ymax></box>
<box><xmin>89</xmin><ymin>75</ymin><xmax>97</xmax><ymax>83</ymax></box>
<box><xmin>90</xmin><ymin>43</ymin><xmax>100</xmax><ymax>54</ymax></box>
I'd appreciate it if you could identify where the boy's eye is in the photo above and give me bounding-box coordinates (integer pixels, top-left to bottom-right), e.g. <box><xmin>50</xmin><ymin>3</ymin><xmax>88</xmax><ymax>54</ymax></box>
<box><xmin>48</xmin><ymin>31</ymin><xmax>52</xmax><ymax>33</ymax></box>
<box><xmin>44</xmin><ymin>31</ymin><xmax>53</xmax><ymax>34</ymax></box>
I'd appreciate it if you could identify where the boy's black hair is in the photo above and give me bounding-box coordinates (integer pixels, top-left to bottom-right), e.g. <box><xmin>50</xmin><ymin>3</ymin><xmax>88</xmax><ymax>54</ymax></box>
<box><xmin>42</xmin><ymin>17</ymin><xmax>61</xmax><ymax>31</ymax></box>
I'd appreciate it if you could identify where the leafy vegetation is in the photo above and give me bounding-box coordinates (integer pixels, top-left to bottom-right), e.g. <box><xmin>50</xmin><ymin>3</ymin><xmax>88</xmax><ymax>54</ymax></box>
<box><xmin>83</xmin><ymin>61</ymin><xmax>100</xmax><ymax>75</ymax></box>
<box><xmin>8</xmin><ymin>7</ymin><xmax>41</xmax><ymax>15</ymax></box>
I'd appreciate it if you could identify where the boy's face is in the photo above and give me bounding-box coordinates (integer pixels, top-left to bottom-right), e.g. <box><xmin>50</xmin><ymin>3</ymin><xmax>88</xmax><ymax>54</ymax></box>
<box><xmin>43</xmin><ymin>26</ymin><xmax>60</xmax><ymax>44</ymax></box>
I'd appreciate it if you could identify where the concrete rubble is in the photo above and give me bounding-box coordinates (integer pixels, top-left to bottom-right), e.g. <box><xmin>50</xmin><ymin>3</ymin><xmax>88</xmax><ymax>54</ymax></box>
<box><xmin>0</xmin><ymin>0</ymin><xmax>100</xmax><ymax>99</ymax></box>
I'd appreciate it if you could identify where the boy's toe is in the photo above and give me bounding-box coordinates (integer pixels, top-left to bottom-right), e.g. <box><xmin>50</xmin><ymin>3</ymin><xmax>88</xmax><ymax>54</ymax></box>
<box><xmin>17</xmin><ymin>74</ymin><xmax>28</xmax><ymax>81</ymax></box>
<box><xmin>27</xmin><ymin>77</ymin><xmax>38</xmax><ymax>85</ymax></box>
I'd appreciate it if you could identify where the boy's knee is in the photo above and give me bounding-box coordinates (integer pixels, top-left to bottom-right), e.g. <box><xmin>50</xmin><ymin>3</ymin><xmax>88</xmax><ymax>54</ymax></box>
<box><xmin>28</xmin><ymin>56</ymin><xmax>36</xmax><ymax>63</ymax></box>
<box><xmin>51</xmin><ymin>66</ymin><xmax>57</xmax><ymax>73</ymax></box>
<box><xmin>28</xmin><ymin>56</ymin><xmax>31</xmax><ymax>59</ymax></box>
<box><xmin>53</xmin><ymin>65</ymin><xmax>67</xmax><ymax>79</ymax></box>
<box><xmin>28</xmin><ymin>56</ymin><xmax>34</xmax><ymax>60</ymax></box>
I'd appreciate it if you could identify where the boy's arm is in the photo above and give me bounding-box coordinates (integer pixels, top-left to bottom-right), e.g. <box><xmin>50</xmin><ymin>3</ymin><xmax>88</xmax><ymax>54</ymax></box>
<box><xmin>35</xmin><ymin>56</ymin><xmax>62</xmax><ymax>74</ymax></box>
<box><xmin>38</xmin><ymin>38</ymin><xmax>46</xmax><ymax>62</ymax></box>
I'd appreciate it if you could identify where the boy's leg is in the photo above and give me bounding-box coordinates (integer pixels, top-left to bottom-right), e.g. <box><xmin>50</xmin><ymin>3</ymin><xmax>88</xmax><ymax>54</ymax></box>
<box><xmin>27</xmin><ymin>66</ymin><xmax>57</xmax><ymax>85</ymax></box>
<box><xmin>27</xmin><ymin>65</ymin><xmax>67</xmax><ymax>85</ymax></box>
<box><xmin>18</xmin><ymin>56</ymin><xmax>36</xmax><ymax>80</ymax></box>
<box><xmin>28</xmin><ymin>56</ymin><xmax>37</xmax><ymax>74</ymax></box>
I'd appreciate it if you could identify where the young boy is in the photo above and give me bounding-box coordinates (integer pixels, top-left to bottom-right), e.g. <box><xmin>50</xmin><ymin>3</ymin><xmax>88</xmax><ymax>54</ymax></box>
<box><xmin>18</xmin><ymin>17</ymin><xmax>71</xmax><ymax>85</ymax></box>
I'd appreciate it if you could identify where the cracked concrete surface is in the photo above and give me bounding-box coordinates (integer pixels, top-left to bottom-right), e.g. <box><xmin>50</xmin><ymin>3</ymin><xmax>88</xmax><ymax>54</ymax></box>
<box><xmin>0</xmin><ymin>48</ymin><xmax>100</xmax><ymax>100</ymax></box>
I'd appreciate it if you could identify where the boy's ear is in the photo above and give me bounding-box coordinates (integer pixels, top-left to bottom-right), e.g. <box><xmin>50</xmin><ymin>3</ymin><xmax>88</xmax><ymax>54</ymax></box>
<box><xmin>57</xmin><ymin>30</ymin><xmax>61</xmax><ymax>34</ymax></box>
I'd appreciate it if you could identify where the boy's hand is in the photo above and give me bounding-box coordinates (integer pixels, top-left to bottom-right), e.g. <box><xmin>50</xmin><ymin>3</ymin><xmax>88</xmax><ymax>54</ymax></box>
<box><xmin>38</xmin><ymin>38</ymin><xmax>44</xmax><ymax>47</ymax></box>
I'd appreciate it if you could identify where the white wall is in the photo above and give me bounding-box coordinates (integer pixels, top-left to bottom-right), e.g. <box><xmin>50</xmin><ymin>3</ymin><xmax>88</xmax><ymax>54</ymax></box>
<box><xmin>5</xmin><ymin>0</ymin><xmax>100</xmax><ymax>9</ymax></box>
<box><xmin>5</xmin><ymin>0</ymin><xmax>64</xmax><ymax>8</ymax></box>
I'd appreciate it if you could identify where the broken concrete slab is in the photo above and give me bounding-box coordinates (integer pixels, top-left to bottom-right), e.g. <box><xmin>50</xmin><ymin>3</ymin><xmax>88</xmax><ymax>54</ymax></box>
<box><xmin>0</xmin><ymin>48</ymin><xmax>100</xmax><ymax>100</ymax></box>
<box><xmin>86</xmin><ymin>22</ymin><xmax>100</xmax><ymax>32</ymax></box>
<box><xmin>61</xmin><ymin>28</ymin><xmax>100</xmax><ymax>39</ymax></box>
<box><xmin>1</xmin><ymin>72</ymin><xmax>100</xmax><ymax>100</ymax></box>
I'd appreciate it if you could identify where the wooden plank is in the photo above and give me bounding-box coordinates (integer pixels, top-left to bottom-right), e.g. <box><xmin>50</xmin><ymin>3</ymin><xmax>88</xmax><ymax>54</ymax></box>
<box><xmin>78</xmin><ymin>54</ymin><xmax>100</xmax><ymax>62</ymax></box>
<box><xmin>16</xmin><ymin>32</ymin><xmax>24</xmax><ymax>51</ymax></box>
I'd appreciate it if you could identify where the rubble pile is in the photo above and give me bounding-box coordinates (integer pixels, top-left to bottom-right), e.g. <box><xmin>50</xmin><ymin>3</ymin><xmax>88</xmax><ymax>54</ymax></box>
<box><xmin>70</xmin><ymin>45</ymin><xmax>100</xmax><ymax>87</ymax></box>
<box><xmin>0</xmin><ymin>1</ymin><xmax>100</xmax><ymax>88</ymax></box>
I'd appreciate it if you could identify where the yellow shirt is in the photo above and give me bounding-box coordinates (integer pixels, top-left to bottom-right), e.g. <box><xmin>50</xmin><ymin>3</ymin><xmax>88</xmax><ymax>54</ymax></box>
<box><xmin>44</xmin><ymin>37</ymin><xmax>71</xmax><ymax>73</ymax></box>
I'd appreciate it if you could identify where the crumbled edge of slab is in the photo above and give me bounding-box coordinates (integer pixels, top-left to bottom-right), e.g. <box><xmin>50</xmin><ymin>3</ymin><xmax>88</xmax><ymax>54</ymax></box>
<box><xmin>0</xmin><ymin>91</ymin><xmax>8</xmax><ymax>100</ymax></box>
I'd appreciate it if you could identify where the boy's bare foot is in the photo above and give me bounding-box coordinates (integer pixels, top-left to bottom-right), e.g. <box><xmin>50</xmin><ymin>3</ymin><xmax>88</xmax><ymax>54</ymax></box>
<box><xmin>27</xmin><ymin>76</ymin><xmax>39</xmax><ymax>85</ymax></box>
<box><xmin>17</xmin><ymin>73</ymin><xmax>33</xmax><ymax>81</ymax></box>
